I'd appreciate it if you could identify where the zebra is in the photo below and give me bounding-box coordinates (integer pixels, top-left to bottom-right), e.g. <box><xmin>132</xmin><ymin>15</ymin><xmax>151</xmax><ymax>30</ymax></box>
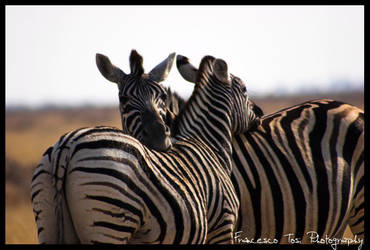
<box><xmin>96</xmin><ymin>49</ymin><xmax>176</xmax><ymax>152</ymax></box>
<box><xmin>97</xmin><ymin>51</ymin><xmax>364</xmax><ymax>244</ymax></box>
<box><xmin>169</xmin><ymin>55</ymin><xmax>363</xmax><ymax>244</ymax></box>
<box><xmin>31</xmin><ymin>53</ymin><xmax>262</xmax><ymax>243</ymax></box>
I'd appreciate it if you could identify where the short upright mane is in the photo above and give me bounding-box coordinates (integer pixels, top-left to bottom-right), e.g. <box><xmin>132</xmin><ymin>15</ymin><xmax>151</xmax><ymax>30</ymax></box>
<box><xmin>172</xmin><ymin>56</ymin><xmax>215</xmax><ymax>135</ymax></box>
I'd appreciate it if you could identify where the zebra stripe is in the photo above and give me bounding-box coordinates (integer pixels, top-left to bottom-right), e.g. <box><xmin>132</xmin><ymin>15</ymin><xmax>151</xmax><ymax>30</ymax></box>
<box><xmin>173</xmin><ymin>57</ymin><xmax>364</xmax><ymax>243</ymax></box>
<box><xmin>31</xmin><ymin>54</ymin><xmax>260</xmax><ymax>243</ymax></box>
<box><xmin>230</xmin><ymin>100</ymin><xmax>364</xmax><ymax>243</ymax></box>
<box><xmin>96</xmin><ymin>50</ymin><xmax>174</xmax><ymax>152</ymax></box>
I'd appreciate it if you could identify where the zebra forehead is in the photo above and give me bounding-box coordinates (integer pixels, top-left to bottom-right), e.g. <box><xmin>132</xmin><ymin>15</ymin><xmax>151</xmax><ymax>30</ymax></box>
<box><xmin>119</xmin><ymin>76</ymin><xmax>165</xmax><ymax>94</ymax></box>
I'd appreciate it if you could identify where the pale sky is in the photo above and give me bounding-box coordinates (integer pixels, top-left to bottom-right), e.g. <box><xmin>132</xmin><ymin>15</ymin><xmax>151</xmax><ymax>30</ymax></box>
<box><xmin>6</xmin><ymin>5</ymin><xmax>364</xmax><ymax>107</ymax></box>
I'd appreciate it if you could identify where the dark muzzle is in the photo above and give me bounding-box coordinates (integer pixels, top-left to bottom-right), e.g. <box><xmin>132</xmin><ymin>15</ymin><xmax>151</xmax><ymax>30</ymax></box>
<box><xmin>141</xmin><ymin>109</ymin><xmax>172</xmax><ymax>151</ymax></box>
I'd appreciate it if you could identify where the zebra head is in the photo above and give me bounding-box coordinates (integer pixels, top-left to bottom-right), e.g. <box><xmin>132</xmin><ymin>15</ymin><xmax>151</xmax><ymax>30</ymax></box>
<box><xmin>96</xmin><ymin>50</ymin><xmax>175</xmax><ymax>151</ymax></box>
<box><xmin>176</xmin><ymin>54</ymin><xmax>262</xmax><ymax>134</ymax></box>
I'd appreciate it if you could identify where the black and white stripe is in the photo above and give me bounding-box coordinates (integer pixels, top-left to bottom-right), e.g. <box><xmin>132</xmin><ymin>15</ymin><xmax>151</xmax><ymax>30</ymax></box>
<box><xmin>31</xmin><ymin>54</ymin><xmax>261</xmax><ymax>244</ymax></box>
<box><xmin>230</xmin><ymin>99</ymin><xmax>364</xmax><ymax>243</ymax></box>
<box><xmin>172</xmin><ymin>57</ymin><xmax>364</xmax><ymax>243</ymax></box>
<box><xmin>96</xmin><ymin>50</ymin><xmax>175</xmax><ymax>152</ymax></box>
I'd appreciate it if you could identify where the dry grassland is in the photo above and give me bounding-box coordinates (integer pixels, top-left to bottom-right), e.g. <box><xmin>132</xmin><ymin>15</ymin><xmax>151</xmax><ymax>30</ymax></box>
<box><xmin>5</xmin><ymin>92</ymin><xmax>363</xmax><ymax>244</ymax></box>
<box><xmin>6</xmin><ymin>107</ymin><xmax>122</xmax><ymax>244</ymax></box>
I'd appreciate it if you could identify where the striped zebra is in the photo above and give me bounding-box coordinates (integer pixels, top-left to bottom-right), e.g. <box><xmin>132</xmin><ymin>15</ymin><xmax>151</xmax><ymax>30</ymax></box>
<box><xmin>31</xmin><ymin>53</ymin><xmax>261</xmax><ymax>243</ymax></box>
<box><xmin>170</xmin><ymin>55</ymin><xmax>364</xmax><ymax>244</ymax></box>
<box><xmin>96</xmin><ymin>50</ymin><xmax>176</xmax><ymax>151</ymax></box>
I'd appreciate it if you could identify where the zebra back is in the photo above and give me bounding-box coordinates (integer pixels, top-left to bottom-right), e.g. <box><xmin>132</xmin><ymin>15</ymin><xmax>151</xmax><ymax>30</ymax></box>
<box><xmin>172</xmin><ymin>55</ymin><xmax>364</xmax><ymax>243</ymax></box>
<box><xmin>231</xmin><ymin>99</ymin><xmax>364</xmax><ymax>242</ymax></box>
<box><xmin>166</xmin><ymin>90</ymin><xmax>364</xmax><ymax>243</ymax></box>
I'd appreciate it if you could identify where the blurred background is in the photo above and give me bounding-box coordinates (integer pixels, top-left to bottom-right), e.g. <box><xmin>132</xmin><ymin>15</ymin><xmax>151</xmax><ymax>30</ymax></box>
<box><xmin>5</xmin><ymin>5</ymin><xmax>364</xmax><ymax>244</ymax></box>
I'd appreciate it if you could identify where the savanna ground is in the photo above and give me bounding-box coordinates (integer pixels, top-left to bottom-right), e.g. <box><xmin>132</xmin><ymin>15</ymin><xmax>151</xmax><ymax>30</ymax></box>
<box><xmin>5</xmin><ymin>91</ymin><xmax>364</xmax><ymax>244</ymax></box>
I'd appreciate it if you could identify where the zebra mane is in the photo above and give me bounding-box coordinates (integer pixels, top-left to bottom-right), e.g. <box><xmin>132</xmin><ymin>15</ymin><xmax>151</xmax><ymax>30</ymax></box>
<box><xmin>171</xmin><ymin>56</ymin><xmax>214</xmax><ymax>135</ymax></box>
<box><xmin>195</xmin><ymin>55</ymin><xmax>216</xmax><ymax>86</ymax></box>
<box><xmin>166</xmin><ymin>88</ymin><xmax>186</xmax><ymax>112</ymax></box>
<box><xmin>129</xmin><ymin>49</ymin><xmax>145</xmax><ymax>76</ymax></box>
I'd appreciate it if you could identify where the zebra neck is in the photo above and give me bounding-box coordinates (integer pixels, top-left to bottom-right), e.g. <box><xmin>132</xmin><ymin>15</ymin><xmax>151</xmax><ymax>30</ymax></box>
<box><xmin>174</xmin><ymin>89</ymin><xmax>234</xmax><ymax>175</ymax></box>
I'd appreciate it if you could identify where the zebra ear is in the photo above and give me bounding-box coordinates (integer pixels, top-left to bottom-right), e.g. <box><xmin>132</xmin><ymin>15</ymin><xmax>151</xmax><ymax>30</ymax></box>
<box><xmin>148</xmin><ymin>52</ymin><xmax>176</xmax><ymax>83</ymax></box>
<box><xmin>96</xmin><ymin>53</ymin><xmax>126</xmax><ymax>84</ymax></box>
<box><xmin>176</xmin><ymin>55</ymin><xmax>197</xmax><ymax>83</ymax></box>
<box><xmin>213</xmin><ymin>59</ymin><xmax>231</xmax><ymax>85</ymax></box>
<box><xmin>129</xmin><ymin>50</ymin><xmax>145</xmax><ymax>76</ymax></box>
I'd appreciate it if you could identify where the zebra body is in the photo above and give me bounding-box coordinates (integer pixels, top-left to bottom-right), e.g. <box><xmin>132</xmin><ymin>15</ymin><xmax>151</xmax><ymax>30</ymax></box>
<box><xmin>33</xmin><ymin>126</ymin><xmax>237</xmax><ymax>243</ymax></box>
<box><xmin>174</xmin><ymin>57</ymin><xmax>364</xmax><ymax>243</ymax></box>
<box><xmin>31</xmin><ymin>54</ymin><xmax>260</xmax><ymax>243</ymax></box>
<box><xmin>231</xmin><ymin>99</ymin><xmax>364</xmax><ymax>243</ymax></box>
